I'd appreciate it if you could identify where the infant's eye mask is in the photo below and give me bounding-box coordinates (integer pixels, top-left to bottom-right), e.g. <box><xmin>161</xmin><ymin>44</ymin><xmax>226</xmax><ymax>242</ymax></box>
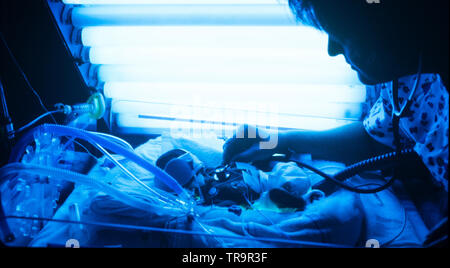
<box><xmin>155</xmin><ymin>149</ymin><xmax>200</xmax><ymax>191</ymax></box>
<box><xmin>156</xmin><ymin>149</ymin><xmax>186</xmax><ymax>170</ymax></box>
<box><xmin>164</xmin><ymin>158</ymin><xmax>194</xmax><ymax>186</ymax></box>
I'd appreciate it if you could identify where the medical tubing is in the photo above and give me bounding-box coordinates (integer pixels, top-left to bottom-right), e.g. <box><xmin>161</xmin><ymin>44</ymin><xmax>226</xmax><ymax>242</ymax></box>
<box><xmin>290</xmin><ymin>149</ymin><xmax>416</xmax><ymax>194</ymax></box>
<box><xmin>13</xmin><ymin>125</ymin><xmax>187</xmax><ymax>208</ymax></box>
<box><xmin>93</xmin><ymin>141</ymin><xmax>179</xmax><ymax>208</ymax></box>
<box><xmin>61</xmin><ymin>132</ymin><xmax>133</xmax><ymax>155</ymax></box>
<box><xmin>91</xmin><ymin>132</ymin><xmax>134</xmax><ymax>152</ymax></box>
<box><xmin>392</xmin><ymin>53</ymin><xmax>422</xmax><ymax>118</ymax></box>
<box><xmin>242</xmin><ymin>193</ymin><xmax>289</xmax><ymax>240</ymax></box>
<box><xmin>2</xmin><ymin>215</ymin><xmax>348</xmax><ymax>248</ymax></box>
<box><xmin>9</xmin><ymin>125</ymin><xmax>43</xmax><ymax>163</ymax></box>
<box><xmin>0</xmin><ymin>163</ymin><xmax>184</xmax><ymax>215</ymax></box>
<box><xmin>193</xmin><ymin>217</ymin><xmax>227</xmax><ymax>248</ymax></box>
<box><xmin>13</xmin><ymin>111</ymin><xmax>62</xmax><ymax>135</ymax></box>
<box><xmin>299</xmin><ymin>161</ymin><xmax>395</xmax><ymax>193</ymax></box>
<box><xmin>55</xmin><ymin>124</ymin><xmax>187</xmax><ymax>198</ymax></box>
<box><xmin>9</xmin><ymin>124</ymin><xmax>188</xmax><ymax>200</ymax></box>
<box><xmin>293</xmin><ymin>161</ymin><xmax>396</xmax><ymax>194</ymax></box>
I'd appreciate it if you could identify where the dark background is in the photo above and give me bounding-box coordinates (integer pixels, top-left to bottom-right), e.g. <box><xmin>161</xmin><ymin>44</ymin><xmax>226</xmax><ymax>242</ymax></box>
<box><xmin>0</xmin><ymin>0</ymin><xmax>91</xmax><ymax>163</ymax></box>
<box><xmin>0</xmin><ymin>0</ymin><xmax>90</xmax><ymax>124</ymax></box>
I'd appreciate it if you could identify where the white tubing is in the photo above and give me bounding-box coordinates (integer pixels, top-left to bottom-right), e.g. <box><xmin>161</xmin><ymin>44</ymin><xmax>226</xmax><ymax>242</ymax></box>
<box><xmin>0</xmin><ymin>163</ymin><xmax>186</xmax><ymax>216</ymax></box>
<box><xmin>11</xmin><ymin>124</ymin><xmax>192</xmax><ymax>206</ymax></box>
<box><xmin>92</xmin><ymin>141</ymin><xmax>180</xmax><ymax>208</ymax></box>
<box><xmin>40</xmin><ymin>124</ymin><xmax>189</xmax><ymax>199</ymax></box>
<box><xmin>90</xmin><ymin>131</ymin><xmax>134</xmax><ymax>151</ymax></box>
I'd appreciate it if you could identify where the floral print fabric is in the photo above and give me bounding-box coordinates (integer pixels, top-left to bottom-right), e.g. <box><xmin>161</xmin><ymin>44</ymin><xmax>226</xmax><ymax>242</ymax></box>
<box><xmin>363</xmin><ymin>74</ymin><xmax>448</xmax><ymax>191</ymax></box>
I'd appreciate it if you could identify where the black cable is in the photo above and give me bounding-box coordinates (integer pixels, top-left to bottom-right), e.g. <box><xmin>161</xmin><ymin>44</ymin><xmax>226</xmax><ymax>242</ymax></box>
<box><xmin>0</xmin><ymin>77</ymin><xmax>14</xmax><ymax>140</ymax></box>
<box><xmin>224</xmin><ymin>148</ymin><xmax>416</xmax><ymax>194</ymax></box>
<box><xmin>0</xmin><ymin>32</ymin><xmax>57</xmax><ymax>124</ymax></box>
<box><xmin>12</xmin><ymin>110</ymin><xmax>62</xmax><ymax>135</ymax></box>
<box><xmin>289</xmin><ymin>71</ymin><xmax>421</xmax><ymax>194</ymax></box>
<box><xmin>292</xmin><ymin>159</ymin><xmax>399</xmax><ymax>194</ymax></box>
<box><xmin>282</xmin><ymin>148</ymin><xmax>416</xmax><ymax>194</ymax></box>
<box><xmin>333</xmin><ymin>148</ymin><xmax>416</xmax><ymax>181</ymax></box>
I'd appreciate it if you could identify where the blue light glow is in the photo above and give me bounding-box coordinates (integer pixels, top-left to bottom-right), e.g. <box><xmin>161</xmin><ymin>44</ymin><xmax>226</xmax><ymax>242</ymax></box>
<box><xmin>104</xmin><ymin>83</ymin><xmax>366</xmax><ymax>104</ymax></box>
<box><xmin>80</xmin><ymin>26</ymin><xmax>326</xmax><ymax>47</ymax></box>
<box><xmin>71</xmin><ymin>5</ymin><xmax>295</xmax><ymax>26</ymax></box>
<box><xmin>95</xmin><ymin>63</ymin><xmax>359</xmax><ymax>85</ymax></box>
<box><xmin>88</xmin><ymin>47</ymin><xmax>334</xmax><ymax>65</ymax></box>
<box><xmin>112</xmin><ymin>100</ymin><xmax>357</xmax><ymax>134</ymax></box>
<box><xmin>63</xmin><ymin>0</ymin><xmax>283</xmax><ymax>5</ymax></box>
<box><xmin>104</xmin><ymin>83</ymin><xmax>364</xmax><ymax>119</ymax></box>
<box><xmin>57</xmin><ymin>1</ymin><xmax>366</xmax><ymax>133</ymax></box>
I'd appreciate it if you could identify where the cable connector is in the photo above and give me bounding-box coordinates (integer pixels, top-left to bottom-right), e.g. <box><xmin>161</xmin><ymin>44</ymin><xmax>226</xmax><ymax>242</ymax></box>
<box><xmin>0</xmin><ymin>79</ymin><xmax>14</xmax><ymax>141</ymax></box>
<box><xmin>54</xmin><ymin>92</ymin><xmax>106</xmax><ymax>120</ymax></box>
<box><xmin>54</xmin><ymin>103</ymin><xmax>73</xmax><ymax>115</ymax></box>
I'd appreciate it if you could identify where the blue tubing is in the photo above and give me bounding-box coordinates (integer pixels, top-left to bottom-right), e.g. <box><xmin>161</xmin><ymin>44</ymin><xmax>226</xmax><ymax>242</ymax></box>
<box><xmin>9</xmin><ymin>125</ymin><xmax>37</xmax><ymax>163</ymax></box>
<box><xmin>9</xmin><ymin>124</ymin><xmax>186</xmax><ymax>197</ymax></box>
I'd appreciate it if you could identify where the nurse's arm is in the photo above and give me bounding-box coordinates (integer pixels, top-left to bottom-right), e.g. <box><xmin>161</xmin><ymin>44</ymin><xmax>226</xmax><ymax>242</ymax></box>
<box><xmin>281</xmin><ymin>122</ymin><xmax>392</xmax><ymax>165</ymax></box>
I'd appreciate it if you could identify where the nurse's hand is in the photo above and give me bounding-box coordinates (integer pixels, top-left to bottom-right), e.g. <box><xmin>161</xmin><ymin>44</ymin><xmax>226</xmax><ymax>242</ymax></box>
<box><xmin>222</xmin><ymin>125</ymin><xmax>287</xmax><ymax>164</ymax></box>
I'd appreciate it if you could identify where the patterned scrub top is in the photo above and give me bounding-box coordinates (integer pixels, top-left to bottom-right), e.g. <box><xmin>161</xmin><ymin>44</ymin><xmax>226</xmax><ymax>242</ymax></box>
<box><xmin>363</xmin><ymin>73</ymin><xmax>449</xmax><ymax>191</ymax></box>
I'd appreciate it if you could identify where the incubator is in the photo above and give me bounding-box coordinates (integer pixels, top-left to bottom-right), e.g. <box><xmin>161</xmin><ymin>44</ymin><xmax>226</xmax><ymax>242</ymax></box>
<box><xmin>0</xmin><ymin>116</ymin><xmax>434</xmax><ymax>248</ymax></box>
<box><xmin>0</xmin><ymin>0</ymin><xmax>446</xmax><ymax>249</ymax></box>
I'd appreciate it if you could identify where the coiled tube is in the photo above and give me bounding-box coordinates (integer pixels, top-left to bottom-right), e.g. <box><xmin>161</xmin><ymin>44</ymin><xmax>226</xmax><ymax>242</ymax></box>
<box><xmin>333</xmin><ymin>148</ymin><xmax>416</xmax><ymax>181</ymax></box>
<box><xmin>0</xmin><ymin>163</ymin><xmax>185</xmax><ymax>215</ymax></box>
<box><xmin>9</xmin><ymin>124</ymin><xmax>190</xmax><ymax>203</ymax></box>
<box><xmin>296</xmin><ymin>149</ymin><xmax>418</xmax><ymax>194</ymax></box>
